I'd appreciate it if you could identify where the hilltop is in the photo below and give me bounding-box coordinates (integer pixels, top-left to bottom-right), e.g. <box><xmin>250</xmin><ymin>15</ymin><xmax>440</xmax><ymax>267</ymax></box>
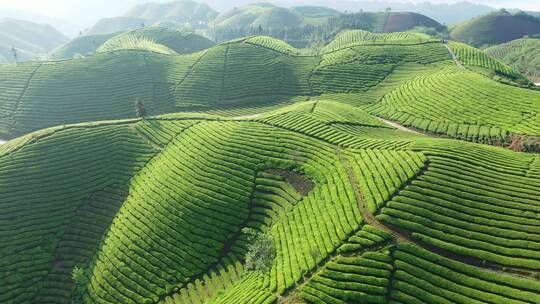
<box><xmin>485</xmin><ymin>37</ymin><xmax>540</xmax><ymax>83</ymax></box>
<box><xmin>85</xmin><ymin>16</ymin><xmax>147</xmax><ymax>35</ymax></box>
<box><xmin>52</xmin><ymin>27</ymin><xmax>213</xmax><ymax>59</ymax></box>
<box><xmin>0</xmin><ymin>18</ymin><xmax>67</xmax><ymax>63</ymax></box>
<box><xmin>97</xmin><ymin>27</ymin><xmax>215</xmax><ymax>54</ymax></box>
<box><xmin>212</xmin><ymin>4</ymin><xmax>444</xmax><ymax>47</ymax></box>
<box><xmin>213</xmin><ymin>3</ymin><xmax>326</xmax><ymax>29</ymax></box>
<box><xmin>450</xmin><ymin>10</ymin><xmax>540</xmax><ymax>47</ymax></box>
<box><xmin>50</xmin><ymin>32</ymin><xmax>121</xmax><ymax>60</ymax></box>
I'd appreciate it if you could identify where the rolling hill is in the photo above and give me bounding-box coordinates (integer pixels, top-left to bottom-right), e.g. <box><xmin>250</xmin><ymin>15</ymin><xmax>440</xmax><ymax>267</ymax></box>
<box><xmin>125</xmin><ymin>0</ymin><xmax>218</xmax><ymax>24</ymax></box>
<box><xmin>0</xmin><ymin>18</ymin><xmax>68</xmax><ymax>63</ymax></box>
<box><xmin>97</xmin><ymin>27</ymin><xmax>215</xmax><ymax>55</ymax></box>
<box><xmin>485</xmin><ymin>38</ymin><xmax>540</xmax><ymax>83</ymax></box>
<box><xmin>213</xmin><ymin>3</ymin><xmax>322</xmax><ymax>29</ymax></box>
<box><xmin>0</xmin><ymin>32</ymin><xmax>538</xmax><ymax>144</ymax></box>
<box><xmin>85</xmin><ymin>16</ymin><xmax>147</xmax><ymax>35</ymax></box>
<box><xmin>49</xmin><ymin>32</ymin><xmax>121</xmax><ymax>60</ymax></box>
<box><xmin>1</xmin><ymin>96</ymin><xmax>539</xmax><ymax>304</ymax></box>
<box><xmin>212</xmin><ymin>4</ymin><xmax>444</xmax><ymax>48</ymax></box>
<box><xmin>1</xmin><ymin>22</ymin><xmax>540</xmax><ymax>304</ymax></box>
<box><xmin>450</xmin><ymin>10</ymin><xmax>540</xmax><ymax>47</ymax></box>
<box><xmin>51</xmin><ymin>27</ymin><xmax>214</xmax><ymax>60</ymax></box>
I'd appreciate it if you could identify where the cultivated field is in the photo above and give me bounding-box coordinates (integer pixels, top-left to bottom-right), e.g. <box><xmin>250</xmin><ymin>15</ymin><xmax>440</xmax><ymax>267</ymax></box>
<box><xmin>0</xmin><ymin>29</ymin><xmax>539</xmax><ymax>304</ymax></box>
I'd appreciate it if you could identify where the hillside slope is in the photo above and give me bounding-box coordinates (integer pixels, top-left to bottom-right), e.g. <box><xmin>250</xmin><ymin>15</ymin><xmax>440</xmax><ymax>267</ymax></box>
<box><xmin>85</xmin><ymin>17</ymin><xmax>147</xmax><ymax>35</ymax></box>
<box><xmin>0</xmin><ymin>32</ymin><xmax>537</xmax><ymax>145</ymax></box>
<box><xmin>485</xmin><ymin>38</ymin><xmax>540</xmax><ymax>83</ymax></box>
<box><xmin>50</xmin><ymin>32</ymin><xmax>120</xmax><ymax>60</ymax></box>
<box><xmin>0</xmin><ymin>18</ymin><xmax>67</xmax><ymax>63</ymax></box>
<box><xmin>212</xmin><ymin>5</ymin><xmax>444</xmax><ymax>47</ymax></box>
<box><xmin>1</xmin><ymin>101</ymin><xmax>539</xmax><ymax>304</ymax></box>
<box><xmin>98</xmin><ymin>27</ymin><xmax>215</xmax><ymax>55</ymax></box>
<box><xmin>214</xmin><ymin>3</ymin><xmax>319</xmax><ymax>29</ymax></box>
<box><xmin>450</xmin><ymin>10</ymin><xmax>540</xmax><ymax>47</ymax></box>
<box><xmin>125</xmin><ymin>0</ymin><xmax>217</xmax><ymax>24</ymax></box>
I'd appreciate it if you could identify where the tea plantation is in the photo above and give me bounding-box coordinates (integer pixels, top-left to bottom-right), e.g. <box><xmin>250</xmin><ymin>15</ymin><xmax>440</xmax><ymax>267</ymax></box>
<box><xmin>0</xmin><ymin>30</ymin><xmax>539</xmax><ymax>304</ymax></box>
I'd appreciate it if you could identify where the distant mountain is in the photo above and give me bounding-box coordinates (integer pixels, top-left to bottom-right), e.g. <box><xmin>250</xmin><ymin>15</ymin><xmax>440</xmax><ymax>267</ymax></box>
<box><xmin>0</xmin><ymin>18</ymin><xmax>67</xmax><ymax>63</ymax></box>
<box><xmin>86</xmin><ymin>1</ymin><xmax>218</xmax><ymax>36</ymax></box>
<box><xmin>214</xmin><ymin>3</ymin><xmax>326</xmax><ymax>29</ymax></box>
<box><xmin>86</xmin><ymin>17</ymin><xmax>147</xmax><ymax>35</ymax></box>
<box><xmin>213</xmin><ymin>3</ymin><xmax>443</xmax><ymax>47</ymax></box>
<box><xmin>204</xmin><ymin>0</ymin><xmax>494</xmax><ymax>25</ymax></box>
<box><xmin>450</xmin><ymin>10</ymin><xmax>540</xmax><ymax>47</ymax></box>
<box><xmin>50</xmin><ymin>32</ymin><xmax>121</xmax><ymax>59</ymax></box>
<box><xmin>0</xmin><ymin>6</ymin><xmax>78</xmax><ymax>37</ymax></box>
<box><xmin>125</xmin><ymin>0</ymin><xmax>218</xmax><ymax>24</ymax></box>
<box><xmin>290</xmin><ymin>6</ymin><xmax>341</xmax><ymax>18</ymax></box>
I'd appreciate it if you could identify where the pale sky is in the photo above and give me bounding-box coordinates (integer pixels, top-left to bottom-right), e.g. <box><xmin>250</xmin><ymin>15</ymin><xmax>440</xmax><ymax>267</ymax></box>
<box><xmin>2</xmin><ymin>0</ymin><xmax>540</xmax><ymax>19</ymax></box>
<box><xmin>0</xmin><ymin>0</ymin><xmax>539</xmax><ymax>32</ymax></box>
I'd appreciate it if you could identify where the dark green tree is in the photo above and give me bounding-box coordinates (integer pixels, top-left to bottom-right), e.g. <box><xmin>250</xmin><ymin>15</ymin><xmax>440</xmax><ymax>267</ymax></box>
<box><xmin>71</xmin><ymin>266</ymin><xmax>85</xmax><ymax>304</ymax></box>
<box><xmin>243</xmin><ymin>228</ymin><xmax>275</xmax><ymax>274</ymax></box>
<box><xmin>135</xmin><ymin>98</ymin><xmax>146</xmax><ymax>118</ymax></box>
<box><xmin>11</xmin><ymin>46</ymin><xmax>18</xmax><ymax>63</ymax></box>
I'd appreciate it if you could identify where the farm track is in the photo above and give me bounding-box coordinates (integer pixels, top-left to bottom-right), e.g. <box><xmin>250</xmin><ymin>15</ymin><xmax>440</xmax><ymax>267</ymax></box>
<box><xmin>11</xmin><ymin>63</ymin><xmax>42</xmax><ymax>128</ymax></box>
<box><xmin>377</xmin><ymin>117</ymin><xmax>422</xmax><ymax>134</ymax></box>
<box><xmin>443</xmin><ymin>43</ymin><xmax>465</xmax><ymax>69</ymax></box>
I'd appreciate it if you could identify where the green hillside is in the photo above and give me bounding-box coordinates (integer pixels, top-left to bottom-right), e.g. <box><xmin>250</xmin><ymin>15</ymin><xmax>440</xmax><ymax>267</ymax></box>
<box><xmin>98</xmin><ymin>27</ymin><xmax>215</xmax><ymax>55</ymax></box>
<box><xmin>1</xmin><ymin>99</ymin><xmax>539</xmax><ymax>303</ymax></box>
<box><xmin>290</xmin><ymin>6</ymin><xmax>340</xmax><ymax>18</ymax></box>
<box><xmin>0</xmin><ymin>32</ymin><xmax>538</xmax><ymax>146</ymax></box>
<box><xmin>51</xmin><ymin>27</ymin><xmax>214</xmax><ymax>60</ymax></box>
<box><xmin>447</xmin><ymin>41</ymin><xmax>526</xmax><ymax>82</ymax></box>
<box><xmin>85</xmin><ymin>17</ymin><xmax>147</xmax><ymax>35</ymax></box>
<box><xmin>214</xmin><ymin>3</ymin><xmax>320</xmax><ymax>29</ymax></box>
<box><xmin>485</xmin><ymin>38</ymin><xmax>540</xmax><ymax>83</ymax></box>
<box><xmin>125</xmin><ymin>0</ymin><xmax>218</xmax><ymax>24</ymax></box>
<box><xmin>450</xmin><ymin>10</ymin><xmax>540</xmax><ymax>47</ymax></box>
<box><xmin>212</xmin><ymin>5</ymin><xmax>444</xmax><ymax>48</ymax></box>
<box><xmin>0</xmin><ymin>18</ymin><xmax>68</xmax><ymax>63</ymax></box>
<box><xmin>50</xmin><ymin>32</ymin><xmax>121</xmax><ymax>60</ymax></box>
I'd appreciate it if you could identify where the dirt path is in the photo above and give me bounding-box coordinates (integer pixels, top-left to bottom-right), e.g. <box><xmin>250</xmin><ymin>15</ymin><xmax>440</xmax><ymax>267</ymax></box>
<box><xmin>443</xmin><ymin>43</ymin><xmax>465</xmax><ymax>69</ymax></box>
<box><xmin>233</xmin><ymin>113</ymin><xmax>263</xmax><ymax>120</ymax></box>
<box><xmin>337</xmin><ymin>148</ymin><xmax>414</xmax><ymax>244</ymax></box>
<box><xmin>377</xmin><ymin>118</ymin><xmax>422</xmax><ymax>135</ymax></box>
<box><xmin>336</xmin><ymin>146</ymin><xmax>539</xmax><ymax>280</ymax></box>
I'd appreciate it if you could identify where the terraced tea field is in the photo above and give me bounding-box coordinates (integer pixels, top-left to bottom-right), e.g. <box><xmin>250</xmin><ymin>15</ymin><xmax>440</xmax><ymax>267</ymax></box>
<box><xmin>0</xmin><ymin>29</ymin><xmax>539</xmax><ymax>304</ymax></box>
<box><xmin>1</xmin><ymin>31</ymin><xmax>538</xmax><ymax>145</ymax></box>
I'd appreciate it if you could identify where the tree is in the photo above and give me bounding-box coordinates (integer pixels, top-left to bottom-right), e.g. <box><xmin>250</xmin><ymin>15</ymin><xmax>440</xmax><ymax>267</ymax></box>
<box><xmin>385</xmin><ymin>7</ymin><xmax>392</xmax><ymax>12</ymax></box>
<box><xmin>243</xmin><ymin>228</ymin><xmax>275</xmax><ymax>274</ymax></box>
<box><xmin>11</xmin><ymin>47</ymin><xmax>18</xmax><ymax>63</ymax></box>
<box><xmin>71</xmin><ymin>266</ymin><xmax>85</xmax><ymax>303</ymax></box>
<box><xmin>135</xmin><ymin>98</ymin><xmax>146</xmax><ymax>118</ymax></box>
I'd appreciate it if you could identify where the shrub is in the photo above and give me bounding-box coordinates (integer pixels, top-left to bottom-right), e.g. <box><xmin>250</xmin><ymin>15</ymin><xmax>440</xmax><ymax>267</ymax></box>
<box><xmin>243</xmin><ymin>228</ymin><xmax>275</xmax><ymax>274</ymax></box>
